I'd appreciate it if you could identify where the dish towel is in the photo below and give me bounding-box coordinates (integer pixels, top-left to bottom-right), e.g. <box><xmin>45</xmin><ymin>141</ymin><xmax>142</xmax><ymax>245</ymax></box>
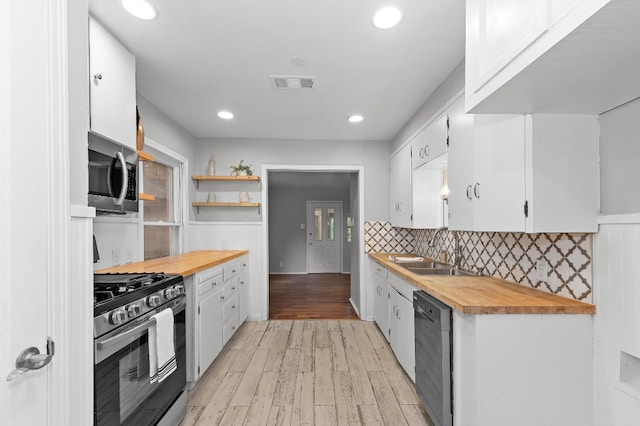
<box><xmin>149</xmin><ymin>308</ymin><xmax>177</xmax><ymax>383</ymax></box>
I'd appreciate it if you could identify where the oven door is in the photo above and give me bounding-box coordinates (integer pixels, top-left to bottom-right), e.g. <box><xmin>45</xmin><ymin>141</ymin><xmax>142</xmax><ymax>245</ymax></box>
<box><xmin>94</xmin><ymin>298</ymin><xmax>186</xmax><ymax>426</ymax></box>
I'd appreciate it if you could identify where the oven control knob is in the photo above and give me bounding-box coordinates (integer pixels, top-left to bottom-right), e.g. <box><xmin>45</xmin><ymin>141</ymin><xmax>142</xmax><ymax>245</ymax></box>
<box><xmin>126</xmin><ymin>303</ymin><xmax>142</xmax><ymax>317</ymax></box>
<box><xmin>109</xmin><ymin>309</ymin><xmax>127</xmax><ymax>325</ymax></box>
<box><xmin>146</xmin><ymin>294</ymin><xmax>162</xmax><ymax>308</ymax></box>
<box><xmin>164</xmin><ymin>287</ymin><xmax>176</xmax><ymax>299</ymax></box>
<box><xmin>174</xmin><ymin>284</ymin><xmax>185</xmax><ymax>295</ymax></box>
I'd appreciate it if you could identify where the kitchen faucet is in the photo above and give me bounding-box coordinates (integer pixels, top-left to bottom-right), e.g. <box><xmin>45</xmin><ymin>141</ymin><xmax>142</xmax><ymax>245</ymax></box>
<box><xmin>427</xmin><ymin>226</ymin><xmax>462</xmax><ymax>268</ymax></box>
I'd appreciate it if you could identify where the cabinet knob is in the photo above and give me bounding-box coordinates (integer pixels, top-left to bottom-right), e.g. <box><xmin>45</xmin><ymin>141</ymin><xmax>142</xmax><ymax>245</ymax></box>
<box><xmin>93</xmin><ymin>73</ymin><xmax>102</xmax><ymax>80</ymax></box>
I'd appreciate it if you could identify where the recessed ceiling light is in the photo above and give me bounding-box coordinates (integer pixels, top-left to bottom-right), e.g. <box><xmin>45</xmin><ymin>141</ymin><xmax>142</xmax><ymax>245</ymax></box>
<box><xmin>348</xmin><ymin>115</ymin><xmax>364</xmax><ymax>123</ymax></box>
<box><xmin>121</xmin><ymin>0</ymin><xmax>158</xmax><ymax>20</ymax></box>
<box><xmin>218</xmin><ymin>111</ymin><xmax>234</xmax><ymax>120</ymax></box>
<box><xmin>373</xmin><ymin>6</ymin><xmax>402</xmax><ymax>29</ymax></box>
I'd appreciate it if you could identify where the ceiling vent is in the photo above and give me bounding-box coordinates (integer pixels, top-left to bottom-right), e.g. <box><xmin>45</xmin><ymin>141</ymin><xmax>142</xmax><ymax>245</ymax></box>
<box><xmin>271</xmin><ymin>76</ymin><xmax>315</xmax><ymax>90</ymax></box>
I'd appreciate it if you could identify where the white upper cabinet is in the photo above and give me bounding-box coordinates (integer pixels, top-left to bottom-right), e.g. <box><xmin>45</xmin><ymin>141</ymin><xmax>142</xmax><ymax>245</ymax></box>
<box><xmin>412</xmin><ymin>155</ymin><xmax>446</xmax><ymax>229</ymax></box>
<box><xmin>465</xmin><ymin>0</ymin><xmax>640</xmax><ymax>114</ymax></box>
<box><xmin>447</xmin><ymin>96</ymin><xmax>475</xmax><ymax>231</ymax></box>
<box><xmin>411</xmin><ymin>112</ymin><xmax>448</xmax><ymax>169</ymax></box>
<box><xmin>89</xmin><ymin>17</ymin><xmax>137</xmax><ymax>150</ymax></box>
<box><xmin>389</xmin><ymin>143</ymin><xmax>412</xmax><ymax>228</ymax></box>
<box><xmin>448</xmin><ymin>106</ymin><xmax>599</xmax><ymax>233</ymax></box>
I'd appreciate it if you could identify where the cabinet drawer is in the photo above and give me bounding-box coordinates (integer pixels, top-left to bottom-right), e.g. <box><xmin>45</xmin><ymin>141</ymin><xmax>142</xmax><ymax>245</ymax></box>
<box><xmin>223</xmin><ymin>293</ymin><xmax>238</xmax><ymax>323</ymax></box>
<box><xmin>197</xmin><ymin>272</ymin><xmax>223</xmax><ymax>297</ymax></box>
<box><xmin>223</xmin><ymin>312</ymin><xmax>239</xmax><ymax>344</ymax></box>
<box><xmin>223</xmin><ymin>276</ymin><xmax>239</xmax><ymax>298</ymax></box>
<box><xmin>223</xmin><ymin>262</ymin><xmax>240</xmax><ymax>281</ymax></box>
<box><xmin>373</xmin><ymin>264</ymin><xmax>388</xmax><ymax>280</ymax></box>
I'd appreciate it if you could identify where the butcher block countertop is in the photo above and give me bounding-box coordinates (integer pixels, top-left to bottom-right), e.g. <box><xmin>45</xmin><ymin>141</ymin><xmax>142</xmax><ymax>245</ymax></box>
<box><xmin>95</xmin><ymin>250</ymin><xmax>248</xmax><ymax>277</ymax></box>
<box><xmin>369</xmin><ymin>253</ymin><xmax>595</xmax><ymax>315</ymax></box>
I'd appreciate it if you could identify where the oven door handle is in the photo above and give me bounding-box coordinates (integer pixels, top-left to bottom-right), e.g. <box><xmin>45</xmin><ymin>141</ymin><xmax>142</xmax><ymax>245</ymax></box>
<box><xmin>96</xmin><ymin>300</ymin><xmax>185</xmax><ymax>351</ymax></box>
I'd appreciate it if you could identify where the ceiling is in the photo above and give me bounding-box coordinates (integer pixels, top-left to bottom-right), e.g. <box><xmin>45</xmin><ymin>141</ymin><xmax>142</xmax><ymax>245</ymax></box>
<box><xmin>89</xmin><ymin>0</ymin><xmax>465</xmax><ymax>142</ymax></box>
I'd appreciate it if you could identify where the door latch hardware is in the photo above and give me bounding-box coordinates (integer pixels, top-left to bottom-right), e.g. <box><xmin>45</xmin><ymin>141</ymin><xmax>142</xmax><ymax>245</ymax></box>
<box><xmin>6</xmin><ymin>337</ymin><xmax>55</xmax><ymax>381</ymax></box>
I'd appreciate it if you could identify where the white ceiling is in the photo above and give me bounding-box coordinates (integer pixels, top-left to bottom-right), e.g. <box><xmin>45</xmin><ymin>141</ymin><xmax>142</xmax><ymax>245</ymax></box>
<box><xmin>89</xmin><ymin>0</ymin><xmax>465</xmax><ymax>141</ymax></box>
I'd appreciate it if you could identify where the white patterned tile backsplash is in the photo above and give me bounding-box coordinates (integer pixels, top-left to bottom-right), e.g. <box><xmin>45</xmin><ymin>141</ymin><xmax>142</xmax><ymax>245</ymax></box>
<box><xmin>364</xmin><ymin>222</ymin><xmax>593</xmax><ymax>302</ymax></box>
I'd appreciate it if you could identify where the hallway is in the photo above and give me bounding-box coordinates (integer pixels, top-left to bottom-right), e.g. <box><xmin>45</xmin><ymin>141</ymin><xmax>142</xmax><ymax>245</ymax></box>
<box><xmin>269</xmin><ymin>274</ymin><xmax>359</xmax><ymax>319</ymax></box>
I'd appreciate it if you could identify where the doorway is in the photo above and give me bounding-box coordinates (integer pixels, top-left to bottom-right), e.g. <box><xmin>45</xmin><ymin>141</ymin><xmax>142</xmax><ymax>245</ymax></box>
<box><xmin>262</xmin><ymin>166</ymin><xmax>365</xmax><ymax>320</ymax></box>
<box><xmin>306</xmin><ymin>201</ymin><xmax>342</xmax><ymax>273</ymax></box>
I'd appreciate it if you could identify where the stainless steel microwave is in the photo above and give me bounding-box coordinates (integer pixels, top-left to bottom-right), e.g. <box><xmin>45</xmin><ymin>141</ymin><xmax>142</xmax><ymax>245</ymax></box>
<box><xmin>88</xmin><ymin>132</ymin><xmax>138</xmax><ymax>214</ymax></box>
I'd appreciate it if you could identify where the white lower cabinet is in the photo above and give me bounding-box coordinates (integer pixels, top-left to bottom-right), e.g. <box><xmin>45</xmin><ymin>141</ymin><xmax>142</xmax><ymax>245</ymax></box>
<box><xmin>372</xmin><ymin>263</ymin><xmax>416</xmax><ymax>382</ymax></box>
<box><xmin>188</xmin><ymin>254</ymin><xmax>249</xmax><ymax>384</ymax></box>
<box><xmin>388</xmin><ymin>283</ymin><xmax>415</xmax><ymax>382</ymax></box>
<box><xmin>453</xmin><ymin>312</ymin><xmax>593</xmax><ymax>426</ymax></box>
<box><xmin>372</xmin><ymin>262</ymin><xmax>389</xmax><ymax>341</ymax></box>
<box><xmin>197</xmin><ymin>287</ymin><xmax>223</xmax><ymax>378</ymax></box>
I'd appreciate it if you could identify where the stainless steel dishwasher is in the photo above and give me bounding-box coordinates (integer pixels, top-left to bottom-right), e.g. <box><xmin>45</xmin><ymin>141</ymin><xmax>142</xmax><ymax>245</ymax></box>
<box><xmin>413</xmin><ymin>290</ymin><xmax>452</xmax><ymax>426</ymax></box>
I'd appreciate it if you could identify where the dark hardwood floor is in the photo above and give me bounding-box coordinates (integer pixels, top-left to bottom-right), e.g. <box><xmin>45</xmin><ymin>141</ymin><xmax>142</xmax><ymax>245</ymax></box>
<box><xmin>269</xmin><ymin>273</ymin><xmax>359</xmax><ymax>319</ymax></box>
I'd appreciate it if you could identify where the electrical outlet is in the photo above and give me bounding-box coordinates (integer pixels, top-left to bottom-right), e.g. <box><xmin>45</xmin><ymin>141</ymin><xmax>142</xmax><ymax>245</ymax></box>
<box><xmin>300</xmin><ymin>224</ymin><xmax>305</xmax><ymax>229</ymax></box>
<box><xmin>536</xmin><ymin>259</ymin><xmax>548</xmax><ymax>282</ymax></box>
<box><xmin>112</xmin><ymin>250</ymin><xmax>121</xmax><ymax>266</ymax></box>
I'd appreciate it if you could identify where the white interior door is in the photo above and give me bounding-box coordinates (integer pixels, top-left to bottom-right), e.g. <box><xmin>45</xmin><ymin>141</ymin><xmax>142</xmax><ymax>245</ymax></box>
<box><xmin>306</xmin><ymin>201</ymin><xmax>342</xmax><ymax>273</ymax></box>
<box><xmin>1</xmin><ymin>0</ymin><xmax>58</xmax><ymax>423</ymax></box>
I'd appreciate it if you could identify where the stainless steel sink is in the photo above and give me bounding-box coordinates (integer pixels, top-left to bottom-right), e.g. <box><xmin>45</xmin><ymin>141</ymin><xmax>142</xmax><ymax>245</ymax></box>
<box><xmin>404</xmin><ymin>266</ymin><xmax>478</xmax><ymax>277</ymax></box>
<box><xmin>394</xmin><ymin>261</ymin><xmax>450</xmax><ymax>269</ymax></box>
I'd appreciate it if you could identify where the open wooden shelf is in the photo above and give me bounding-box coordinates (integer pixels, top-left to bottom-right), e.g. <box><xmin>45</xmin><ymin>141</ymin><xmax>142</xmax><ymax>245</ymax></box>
<box><xmin>139</xmin><ymin>192</ymin><xmax>155</xmax><ymax>201</ymax></box>
<box><xmin>138</xmin><ymin>150</ymin><xmax>154</xmax><ymax>161</ymax></box>
<box><xmin>192</xmin><ymin>202</ymin><xmax>260</xmax><ymax>208</ymax></box>
<box><xmin>192</xmin><ymin>175</ymin><xmax>260</xmax><ymax>182</ymax></box>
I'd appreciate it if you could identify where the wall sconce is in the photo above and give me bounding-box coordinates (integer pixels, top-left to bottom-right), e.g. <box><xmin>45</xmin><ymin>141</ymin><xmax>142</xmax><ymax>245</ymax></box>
<box><xmin>441</xmin><ymin>170</ymin><xmax>449</xmax><ymax>202</ymax></box>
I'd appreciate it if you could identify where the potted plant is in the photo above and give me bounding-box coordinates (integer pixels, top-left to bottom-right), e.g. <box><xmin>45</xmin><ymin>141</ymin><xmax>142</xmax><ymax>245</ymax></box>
<box><xmin>229</xmin><ymin>160</ymin><xmax>253</xmax><ymax>176</ymax></box>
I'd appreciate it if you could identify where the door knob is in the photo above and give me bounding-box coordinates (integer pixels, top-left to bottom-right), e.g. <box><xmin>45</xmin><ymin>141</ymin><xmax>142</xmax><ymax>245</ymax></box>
<box><xmin>6</xmin><ymin>338</ymin><xmax>55</xmax><ymax>381</ymax></box>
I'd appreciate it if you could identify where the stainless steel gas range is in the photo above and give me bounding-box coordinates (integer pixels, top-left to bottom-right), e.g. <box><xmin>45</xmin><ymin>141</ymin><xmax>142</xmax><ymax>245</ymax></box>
<box><xmin>93</xmin><ymin>273</ymin><xmax>187</xmax><ymax>426</ymax></box>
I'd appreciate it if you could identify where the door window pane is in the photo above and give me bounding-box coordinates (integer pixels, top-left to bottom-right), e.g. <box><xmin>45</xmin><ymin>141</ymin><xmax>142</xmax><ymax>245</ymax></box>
<box><xmin>314</xmin><ymin>208</ymin><xmax>323</xmax><ymax>241</ymax></box>
<box><xmin>327</xmin><ymin>208</ymin><xmax>335</xmax><ymax>241</ymax></box>
<box><xmin>143</xmin><ymin>161</ymin><xmax>173</xmax><ymax>222</ymax></box>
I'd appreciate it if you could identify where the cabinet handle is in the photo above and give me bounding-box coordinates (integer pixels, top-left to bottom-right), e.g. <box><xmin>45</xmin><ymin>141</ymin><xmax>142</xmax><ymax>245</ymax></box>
<box><xmin>220</xmin><ymin>295</ymin><xmax>225</xmax><ymax>301</ymax></box>
<box><xmin>425</xmin><ymin>145</ymin><xmax>430</xmax><ymax>157</ymax></box>
<box><xmin>93</xmin><ymin>73</ymin><xmax>102</xmax><ymax>80</ymax></box>
<box><xmin>474</xmin><ymin>182</ymin><xmax>480</xmax><ymax>199</ymax></box>
<box><xmin>232</xmin><ymin>305</ymin><xmax>236</xmax><ymax>309</ymax></box>
<box><xmin>397</xmin><ymin>202</ymin><xmax>402</xmax><ymax>212</ymax></box>
<box><xmin>232</xmin><ymin>286</ymin><xmax>236</xmax><ymax>291</ymax></box>
<box><xmin>419</xmin><ymin>147</ymin><xmax>425</xmax><ymax>158</ymax></box>
<box><xmin>397</xmin><ymin>308</ymin><xmax>401</xmax><ymax>320</ymax></box>
<box><xmin>232</xmin><ymin>325</ymin><xmax>236</xmax><ymax>330</ymax></box>
<box><xmin>466</xmin><ymin>185</ymin><xmax>473</xmax><ymax>200</ymax></box>
<box><xmin>240</xmin><ymin>281</ymin><xmax>245</xmax><ymax>285</ymax></box>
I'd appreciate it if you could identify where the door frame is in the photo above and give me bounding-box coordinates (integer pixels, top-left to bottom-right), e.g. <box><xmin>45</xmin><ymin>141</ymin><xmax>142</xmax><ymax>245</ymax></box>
<box><xmin>306</xmin><ymin>200</ymin><xmax>343</xmax><ymax>273</ymax></box>
<box><xmin>261</xmin><ymin>165</ymin><xmax>366</xmax><ymax>321</ymax></box>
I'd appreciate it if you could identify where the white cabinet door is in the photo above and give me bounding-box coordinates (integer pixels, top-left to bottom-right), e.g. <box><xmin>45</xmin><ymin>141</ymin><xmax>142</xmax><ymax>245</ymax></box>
<box><xmin>388</xmin><ymin>286</ymin><xmax>415</xmax><ymax>382</ymax></box>
<box><xmin>238</xmin><ymin>270</ymin><xmax>249</xmax><ymax>324</ymax></box>
<box><xmin>395</xmin><ymin>290</ymin><xmax>415</xmax><ymax>382</ymax></box>
<box><xmin>447</xmin><ymin>96</ymin><xmax>475</xmax><ymax>231</ymax></box>
<box><xmin>372</xmin><ymin>264</ymin><xmax>389</xmax><ymax>341</ymax></box>
<box><xmin>390</xmin><ymin>144</ymin><xmax>412</xmax><ymax>228</ymax></box>
<box><xmin>197</xmin><ymin>288</ymin><xmax>223</xmax><ymax>377</ymax></box>
<box><xmin>412</xmin><ymin>113</ymin><xmax>449</xmax><ymax>169</ymax></box>
<box><xmin>89</xmin><ymin>17</ymin><xmax>136</xmax><ymax>150</ymax></box>
<box><xmin>466</xmin><ymin>0</ymin><xmax>549</xmax><ymax>97</ymax></box>
<box><xmin>473</xmin><ymin>114</ymin><xmax>527</xmax><ymax>232</ymax></box>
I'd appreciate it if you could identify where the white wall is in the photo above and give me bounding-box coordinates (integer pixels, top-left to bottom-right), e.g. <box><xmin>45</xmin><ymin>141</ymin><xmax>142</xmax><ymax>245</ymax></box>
<box><xmin>268</xmin><ymin>185</ymin><xmax>351</xmax><ymax>274</ymax></box>
<box><xmin>600</xmin><ymin>97</ymin><xmax>640</xmax><ymax>215</ymax></box>
<box><xmin>594</xmin><ymin>217</ymin><xmax>640</xmax><ymax>425</ymax></box>
<box><xmin>594</xmin><ymin>97</ymin><xmax>640</xmax><ymax>424</ymax></box>
<box><xmin>194</xmin><ymin>138</ymin><xmax>391</xmax><ymax>222</ymax></box>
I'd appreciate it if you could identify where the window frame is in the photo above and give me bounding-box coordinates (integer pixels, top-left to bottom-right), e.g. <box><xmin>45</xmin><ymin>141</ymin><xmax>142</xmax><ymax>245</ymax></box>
<box><xmin>138</xmin><ymin>138</ymin><xmax>189</xmax><ymax>259</ymax></box>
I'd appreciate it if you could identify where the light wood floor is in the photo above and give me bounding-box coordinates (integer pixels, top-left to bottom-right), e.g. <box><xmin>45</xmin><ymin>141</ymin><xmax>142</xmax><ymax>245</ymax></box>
<box><xmin>181</xmin><ymin>320</ymin><xmax>433</xmax><ymax>426</ymax></box>
<box><xmin>269</xmin><ymin>274</ymin><xmax>358</xmax><ymax>320</ymax></box>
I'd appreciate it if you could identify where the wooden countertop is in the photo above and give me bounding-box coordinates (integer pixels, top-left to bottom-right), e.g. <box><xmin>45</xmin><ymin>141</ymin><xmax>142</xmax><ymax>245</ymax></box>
<box><xmin>369</xmin><ymin>253</ymin><xmax>595</xmax><ymax>315</ymax></box>
<box><xmin>95</xmin><ymin>250</ymin><xmax>248</xmax><ymax>277</ymax></box>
